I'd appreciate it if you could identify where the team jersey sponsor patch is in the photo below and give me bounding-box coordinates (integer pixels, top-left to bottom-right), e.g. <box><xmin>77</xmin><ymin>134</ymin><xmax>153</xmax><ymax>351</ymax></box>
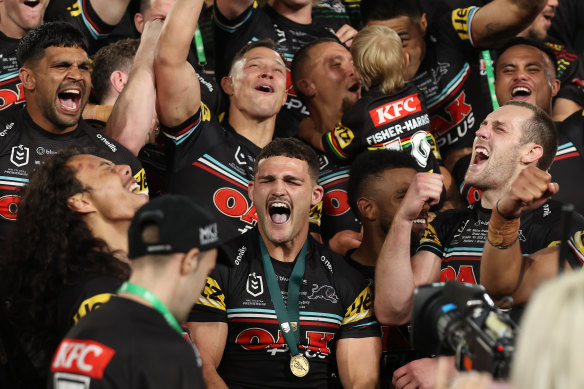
<box><xmin>51</xmin><ymin>339</ymin><xmax>115</xmax><ymax>379</ymax></box>
<box><xmin>369</xmin><ymin>94</ymin><xmax>422</xmax><ymax>127</ymax></box>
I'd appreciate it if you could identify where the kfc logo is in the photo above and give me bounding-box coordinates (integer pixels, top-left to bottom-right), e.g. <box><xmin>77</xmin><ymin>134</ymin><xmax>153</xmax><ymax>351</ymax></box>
<box><xmin>370</xmin><ymin>94</ymin><xmax>421</xmax><ymax>127</ymax></box>
<box><xmin>51</xmin><ymin>339</ymin><xmax>115</xmax><ymax>379</ymax></box>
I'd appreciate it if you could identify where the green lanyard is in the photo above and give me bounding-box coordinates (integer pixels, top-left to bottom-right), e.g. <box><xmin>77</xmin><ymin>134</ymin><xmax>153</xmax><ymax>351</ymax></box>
<box><xmin>259</xmin><ymin>236</ymin><xmax>309</xmax><ymax>355</ymax></box>
<box><xmin>117</xmin><ymin>282</ymin><xmax>183</xmax><ymax>334</ymax></box>
<box><xmin>193</xmin><ymin>26</ymin><xmax>206</xmax><ymax>66</ymax></box>
<box><xmin>482</xmin><ymin>50</ymin><xmax>499</xmax><ymax>111</ymax></box>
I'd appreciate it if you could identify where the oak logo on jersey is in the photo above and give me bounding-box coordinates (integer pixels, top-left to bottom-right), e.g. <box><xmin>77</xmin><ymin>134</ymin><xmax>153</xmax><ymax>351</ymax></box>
<box><xmin>246</xmin><ymin>272</ymin><xmax>264</xmax><ymax>297</ymax></box>
<box><xmin>10</xmin><ymin>145</ymin><xmax>29</xmax><ymax>167</ymax></box>
<box><xmin>332</xmin><ymin>123</ymin><xmax>354</xmax><ymax>149</ymax></box>
<box><xmin>322</xmin><ymin>189</ymin><xmax>350</xmax><ymax>217</ymax></box>
<box><xmin>0</xmin><ymin>82</ymin><xmax>25</xmax><ymax>111</ymax></box>
<box><xmin>370</xmin><ymin>94</ymin><xmax>422</xmax><ymax>127</ymax></box>
<box><xmin>51</xmin><ymin>339</ymin><xmax>115</xmax><ymax>379</ymax></box>
<box><xmin>441</xmin><ymin>265</ymin><xmax>477</xmax><ymax>284</ymax></box>
<box><xmin>308</xmin><ymin>284</ymin><xmax>338</xmax><ymax>303</ymax></box>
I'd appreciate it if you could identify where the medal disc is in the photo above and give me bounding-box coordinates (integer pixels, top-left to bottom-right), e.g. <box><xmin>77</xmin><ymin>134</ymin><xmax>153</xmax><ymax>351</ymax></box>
<box><xmin>290</xmin><ymin>354</ymin><xmax>310</xmax><ymax>377</ymax></box>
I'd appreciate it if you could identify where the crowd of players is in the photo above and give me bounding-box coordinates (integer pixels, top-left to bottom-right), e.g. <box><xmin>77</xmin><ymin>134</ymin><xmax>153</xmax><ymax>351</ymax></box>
<box><xmin>1</xmin><ymin>0</ymin><xmax>584</xmax><ymax>387</ymax></box>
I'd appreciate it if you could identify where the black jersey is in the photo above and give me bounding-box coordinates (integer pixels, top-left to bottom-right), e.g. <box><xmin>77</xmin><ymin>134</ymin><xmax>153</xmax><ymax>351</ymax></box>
<box><xmin>44</xmin><ymin>0</ymin><xmax>117</xmax><ymax>55</ymax></box>
<box><xmin>214</xmin><ymin>4</ymin><xmax>343</xmax><ymax>137</ymax></box>
<box><xmin>417</xmin><ymin>200</ymin><xmax>584</xmax><ymax>284</ymax></box>
<box><xmin>544</xmin><ymin>39</ymin><xmax>584</xmax><ymax>108</ymax></box>
<box><xmin>161</xmin><ymin>104</ymin><xmax>261</xmax><ymax>242</ymax></box>
<box><xmin>308</xmin><ymin>150</ymin><xmax>361</xmax><ymax>243</ymax></box>
<box><xmin>322</xmin><ymin>84</ymin><xmax>441</xmax><ymax>172</ymax></box>
<box><xmin>550</xmin><ymin>110</ymin><xmax>584</xmax><ymax>215</ymax></box>
<box><xmin>343</xmin><ymin>255</ymin><xmax>423</xmax><ymax>387</ymax></box>
<box><xmin>57</xmin><ymin>274</ymin><xmax>123</xmax><ymax>340</ymax></box>
<box><xmin>49</xmin><ymin>297</ymin><xmax>205</xmax><ymax>389</ymax></box>
<box><xmin>0</xmin><ymin>109</ymin><xmax>147</xmax><ymax>241</ymax></box>
<box><xmin>190</xmin><ymin>228</ymin><xmax>380</xmax><ymax>389</ymax></box>
<box><xmin>0</xmin><ymin>32</ymin><xmax>25</xmax><ymax>115</ymax></box>
<box><xmin>414</xmin><ymin>6</ymin><xmax>492</xmax><ymax>156</ymax></box>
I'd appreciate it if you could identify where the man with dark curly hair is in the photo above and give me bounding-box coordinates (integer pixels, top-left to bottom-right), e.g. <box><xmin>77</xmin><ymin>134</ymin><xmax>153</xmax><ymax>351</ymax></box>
<box><xmin>0</xmin><ymin>149</ymin><xmax>148</xmax><ymax>386</ymax></box>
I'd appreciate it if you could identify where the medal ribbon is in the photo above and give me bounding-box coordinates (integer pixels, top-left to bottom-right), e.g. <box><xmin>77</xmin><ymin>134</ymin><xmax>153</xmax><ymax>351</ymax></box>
<box><xmin>117</xmin><ymin>282</ymin><xmax>183</xmax><ymax>334</ymax></box>
<box><xmin>259</xmin><ymin>235</ymin><xmax>309</xmax><ymax>356</ymax></box>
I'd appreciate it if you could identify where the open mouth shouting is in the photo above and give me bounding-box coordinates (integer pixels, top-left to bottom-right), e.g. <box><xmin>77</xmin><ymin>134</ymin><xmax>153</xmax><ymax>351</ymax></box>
<box><xmin>348</xmin><ymin>80</ymin><xmax>361</xmax><ymax>95</ymax></box>
<box><xmin>58</xmin><ymin>88</ymin><xmax>82</xmax><ymax>114</ymax></box>
<box><xmin>471</xmin><ymin>145</ymin><xmax>490</xmax><ymax>168</ymax></box>
<box><xmin>23</xmin><ymin>0</ymin><xmax>40</xmax><ymax>7</ymax></box>
<box><xmin>255</xmin><ymin>83</ymin><xmax>275</xmax><ymax>94</ymax></box>
<box><xmin>510</xmin><ymin>85</ymin><xmax>532</xmax><ymax>101</ymax></box>
<box><xmin>268</xmin><ymin>200</ymin><xmax>291</xmax><ymax>224</ymax></box>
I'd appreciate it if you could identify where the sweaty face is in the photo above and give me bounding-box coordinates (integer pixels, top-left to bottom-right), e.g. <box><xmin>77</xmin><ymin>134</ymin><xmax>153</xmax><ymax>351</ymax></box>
<box><xmin>25</xmin><ymin>46</ymin><xmax>91</xmax><ymax>133</ymax></box>
<box><xmin>372</xmin><ymin>167</ymin><xmax>427</xmax><ymax>240</ymax></box>
<box><xmin>305</xmin><ymin>41</ymin><xmax>362</xmax><ymax>113</ymax></box>
<box><xmin>227</xmin><ymin>47</ymin><xmax>288</xmax><ymax>121</ymax></box>
<box><xmin>68</xmin><ymin>154</ymin><xmax>148</xmax><ymax>222</ymax></box>
<box><xmin>367</xmin><ymin>15</ymin><xmax>427</xmax><ymax>82</ymax></box>
<box><xmin>465</xmin><ymin>105</ymin><xmax>533</xmax><ymax>191</ymax></box>
<box><xmin>249</xmin><ymin>156</ymin><xmax>322</xmax><ymax>245</ymax></box>
<box><xmin>0</xmin><ymin>0</ymin><xmax>48</xmax><ymax>38</ymax></box>
<box><xmin>518</xmin><ymin>0</ymin><xmax>558</xmax><ymax>40</ymax></box>
<box><xmin>495</xmin><ymin>44</ymin><xmax>559</xmax><ymax>113</ymax></box>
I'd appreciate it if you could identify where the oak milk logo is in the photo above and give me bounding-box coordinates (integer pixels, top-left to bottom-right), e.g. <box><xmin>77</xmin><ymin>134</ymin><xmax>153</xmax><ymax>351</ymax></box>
<box><xmin>10</xmin><ymin>145</ymin><xmax>28</xmax><ymax>167</ymax></box>
<box><xmin>246</xmin><ymin>272</ymin><xmax>264</xmax><ymax>297</ymax></box>
<box><xmin>369</xmin><ymin>94</ymin><xmax>421</xmax><ymax>127</ymax></box>
<box><xmin>199</xmin><ymin>222</ymin><xmax>218</xmax><ymax>245</ymax></box>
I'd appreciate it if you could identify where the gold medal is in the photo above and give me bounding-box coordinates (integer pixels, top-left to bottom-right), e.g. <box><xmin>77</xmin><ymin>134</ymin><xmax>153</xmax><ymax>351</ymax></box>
<box><xmin>290</xmin><ymin>354</ymin><xmax>310</xmax><ymax>377</ymax></box>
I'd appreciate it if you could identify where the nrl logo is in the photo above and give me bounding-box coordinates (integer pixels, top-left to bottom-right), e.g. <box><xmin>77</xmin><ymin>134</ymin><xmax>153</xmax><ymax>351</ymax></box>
<box><xmin>246</xmin><ymin>272</ymin><xmax>264</xmax><ymax>297</ymax></box>
<box><xmin>10</xmin><ymin>145</ymin><xmax>29</xmax><ymax>167</ymax></box>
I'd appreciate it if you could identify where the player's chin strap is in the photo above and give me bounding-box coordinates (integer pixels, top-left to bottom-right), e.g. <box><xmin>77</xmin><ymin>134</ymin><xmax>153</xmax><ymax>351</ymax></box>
<box><xmin>259</xmin><ymin>235</ymin><xmax>311</xmax><ymax>377</ymax></box>
<box><xmin>118</xmin><ymin>282</ymin><xmax>183</xmax><ymax>334</ymax></box>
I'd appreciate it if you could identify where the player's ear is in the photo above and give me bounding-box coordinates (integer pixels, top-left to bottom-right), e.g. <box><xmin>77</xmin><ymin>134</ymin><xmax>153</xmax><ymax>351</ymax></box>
<box><xmin>311</xmin><ymin>184</ymin><xmax>324</xmax><ymax>206</ymax></box>
<box><xmin>19</xmin><ymin>67</ymin><xmax>36</xmax><ymax>90</ymax></box>
<box><xmin>221</xmin><ymin>76</ymin><xmax>234</xmax><ymax>96</ymax></box>
<box><xmin>296</xmin><ymin>78</ymin><xmax>316</xmax><ymax>98</ymax></box>
<box><xmin>248</xmin><ymin>180</ymin><xmax>255</xmax><ymax>203</ymax></box>
<box><xmin>357</xmin><ymin>197</ymin><xmax>376</xmax><ymax>222</ymax></box>
<box><xmin>418</xmin><ymin>13</ymin><xmax>428</xmax><ymax>35</ymax></box>
<box><xmin>66</xmin><ymin>192</ymin><xmax>95</xmax><ymax>214</ymax></box>
<box><xmin>521</xmin><ymin>144</ymin><xmax>543</xmax><ymax>165</ymax></box>
<box><xmin>181</xmin><ymin>247</ymin><xmax>201</xmax><ymax>275</ymax></box>
<box><xmin>110</xmin><ymin>70</ymin><xmax>129</xmax><ymax>94</ymax></box>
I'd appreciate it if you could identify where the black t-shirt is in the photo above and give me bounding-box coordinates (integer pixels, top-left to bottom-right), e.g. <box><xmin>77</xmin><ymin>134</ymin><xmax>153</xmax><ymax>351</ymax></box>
<box><xmin>49</xmin><ymin>297</ymin><xmax>205</xmax><ymax>389</ymax></box>
<box><xmin>0</xmin><ymin>109</ymin><xmax>147</xmax><ymax>241</ymax></box>
<box><xmin>544</xmin><ymin>38</ymin><xmax>584</xmax><ymax>108</ymax></box>
<box><xmin>44</xmin><ymin>0</ymin><xmax>117</xmax><ymax>55</ymax></box>
<box><xmin>161</xmin><ymin>104</ymin><xmax>261</xmax><ymax>242</ymax></box>
<box><xmin>214</xmin><ymin>4</ymin><xmax>344</xmax><ymax>137</ymax></box>
<box><xmin>57</xmin><ymin>274</ymin><xmax>123</xmax><ymax>339</ymax></box>
<box><xmin>0</xmin><ymin>31</ymin><xmax>25</xmax><ymax>114</ymax></box>
<box><xmin>418</xmin><ymin>200</ymin><xmax>584</xmax><ymax>284</ymax></box>
<box><xmin>308</xmin><ymin>148</ymin><xmax>361</xmax><ymax>243</ymax></box>
<box><xmin>413</xmin><ymin>6</ymin><xmax>492</xmax><ymax>156</ymax></box>
<box><xmin>190</xmin><ymin>228</ymin><xmax>380</xmax><ymax>389</ymax></box>
<box><xmin>549</xmin><ymin>110</ymin><xmax>584</xmax><ymax>215</ymax></box>
<box><xmin>322</xmin><ymin>83</ymin><xmax>440</xmax><ymax>171</ymax></box>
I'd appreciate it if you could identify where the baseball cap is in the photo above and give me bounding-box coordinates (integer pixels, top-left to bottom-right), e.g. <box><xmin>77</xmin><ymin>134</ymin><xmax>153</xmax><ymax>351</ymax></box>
<box><xmin>128</xmin><ymin>194</ymin><xmax>220</xmax><ymax>259</ymax></box>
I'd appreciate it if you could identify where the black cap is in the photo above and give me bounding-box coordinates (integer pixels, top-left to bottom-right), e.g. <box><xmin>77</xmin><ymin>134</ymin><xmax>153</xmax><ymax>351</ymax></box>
<box><xmin>128</xmin><ymin>195</ymin><xmax>220</xmax><ymax>259</ymax></box>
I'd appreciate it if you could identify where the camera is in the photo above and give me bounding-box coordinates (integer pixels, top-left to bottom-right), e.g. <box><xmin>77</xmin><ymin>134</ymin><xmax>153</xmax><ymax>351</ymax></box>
<box><xmin>411</xmin><ymin>282</ymin><xmax>517</xmax><ymax>378</ymax></box>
